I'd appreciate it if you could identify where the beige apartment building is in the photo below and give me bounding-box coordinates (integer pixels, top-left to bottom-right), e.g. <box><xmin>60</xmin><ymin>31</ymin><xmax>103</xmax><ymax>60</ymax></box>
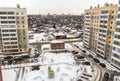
<box><xmin>83</xmin><ymin>4</ymin><xmax>117</xmax><ymax>60</ymax></box>
<box><xmin>0</xmin><ymin>6</ymin><xmax>29</xmax><ymax>55</ymax></box>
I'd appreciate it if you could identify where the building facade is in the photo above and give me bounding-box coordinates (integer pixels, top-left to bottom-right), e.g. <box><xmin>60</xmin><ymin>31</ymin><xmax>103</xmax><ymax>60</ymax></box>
<box><xmin>111</xmin><ymin>0</ymin><xmax>120</xmax><ymax>69</ymax></box>
<box><xmin>0</xmin><ymin>6</ymin><xmax>29</xmax><ymax>55</ymax></box>
<box><xmin>83</xmin><ymin>4</ymin><xmax>117</xmax><ymax>59</ymax></box>
<box><xmin>51</xmin><ymin>40</ymin><xmax>65</xmax><ymax>49</ymax></box>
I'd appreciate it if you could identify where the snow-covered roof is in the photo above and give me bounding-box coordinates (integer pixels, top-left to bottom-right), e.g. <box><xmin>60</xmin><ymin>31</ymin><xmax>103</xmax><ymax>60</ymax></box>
<box><xmin>71</xmin><ymin>30</ymin><xmax>77</xmax><ymax>32</ymax></box>
<box><xmin>67</xmin><ymin>34</ymin><xmax>75</xmax><ymax>38</ymax></box>
<box><xmin>51</xmin><ymin>40</ymin><xmax>64</xmax><ymax>43</ymax></box>
<box><xmin>53</xmin><ymin>32</ymin><xmax>65</xmax><ymax>36</ymax></box>
<box><xmin>49</xmin><ymin>28</ymin><xmax>55</xmax><ymax>30</ymax></box>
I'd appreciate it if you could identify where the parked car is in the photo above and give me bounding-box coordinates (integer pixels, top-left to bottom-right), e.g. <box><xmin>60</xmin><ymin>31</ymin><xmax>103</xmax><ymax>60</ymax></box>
<box><xmin>77</xmin><ymin>79</ymin><xmax>82</xmax><ymax>81</ymax></box>
<box><xmin>72</xmin><ymin>50</ymin><xmax>78</xmax><ymax>54</ymax></box>
<box><xmin>103</xmin><ymin>72</ymin><xmax>109</xmax><ymax>81</ymax></box>
<box><xmin>88</xmin><ymin>54</ymin><xmax>93</xmax><ymax>58</ymax></box>
<box><xmin>77</xmin><ymin>55</ymin><xmax>84</xmax><ymax>59</ymax></box>
<box><xmin>32</xmin><ymin>65</ymin><xmax>40</xmax><ymax>70</ymax></box>
<box><xmin>93</xmin><ymin>58</ymin><xmax>100</xmax><ymax>63</ymax></box>
<box><xmin>82</xmin><ymin>50</ymin><xmax>86</xmax><ymax>53</ymax></box>
<box><xmin>82</xmin><ymin>62</ymin><xmax>90</xmax><ymax>65</ymax></box>
<box><xmin>99</xmin><ymin>63</ymin><xmax>106</xmax><ymax>68</ymax></box>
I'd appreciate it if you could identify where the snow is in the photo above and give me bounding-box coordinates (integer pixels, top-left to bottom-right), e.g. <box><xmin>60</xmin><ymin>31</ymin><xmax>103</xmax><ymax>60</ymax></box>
<box><xmin>114</xmin><ymin>76</ymin><xmax>120</xmax><ymax>81</ymax></box>
<box><xmin>73</xmin><ymin>42</ymin><xmax>120</xmax><ymax>72</ymax></box>
<box><xmin>24</xmin><ymin>52</ymin><xmax>96</xmax><ymax>81</ymax></box>
<box><xmin>29</xmin><ymin>33</ymin><xmax>46</xmax><ymax>43</ymax></box>
<box><xmin>51</xmin><ymin>40</ymin><xmax>64</xmax><ymax>43</ymax></box>
<box><xmin>53</xmin><ymin>32</ymin><xmax>65</xmax><ymax>36</ymax></box>
<box><xmin>2</xmin><ymin>68</ymin><xmax>20</xmax><ymax>81</ymax></box>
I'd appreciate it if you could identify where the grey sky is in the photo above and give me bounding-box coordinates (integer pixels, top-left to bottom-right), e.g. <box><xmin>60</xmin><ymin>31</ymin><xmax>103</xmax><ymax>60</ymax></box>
<box><xmin>0</xmin><ymin>0</ymin><xmax>118</xmax><ymax>15</ymax></box>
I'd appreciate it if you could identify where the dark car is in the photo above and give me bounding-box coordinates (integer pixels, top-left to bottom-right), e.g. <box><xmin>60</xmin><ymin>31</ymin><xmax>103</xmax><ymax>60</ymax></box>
<box><xmin>75</xmin><ymin>55</ymin><xmax>84</xmax><ymax>59</ymax></box>
<box><xmin>99</xmin><ymin>63</ymin><xmax>106</xmax><ymax>68</ymax></box>
<box><xmin>72</xmin><ymin>50</ymin><xmax>78</xmax><ymax>54</ymax></box>
<box><xmin>32</xmin><ymin>65</ymin><xmax>40</xmax><ymax>70</ymax></box>
<box><xmin>82</xmin><ymin>62</ymin><xmax>90</xmax><ymax>65</ymax></box>
<box><xmin>82</xmin><ymin>50</ymin><xmax>86</xmax><ymax>53</ymax></box>
<box><xmin>88</xmin><ymin>54</ymin><xmax>93</xmax><ymax>58</ymax></box>
<box><xmin>93</xmin><ymin>58</ymin><xmax>100</xmax><ymax>63</ymax></box>
<box><xmin>103</xmin><ymin>72</ymin><xmax>109</xmax><ymax>81</ymax></box>
<box><xmin>77</xmin><ymin>79</ymin><xmax>82</xmax><ymax>81</ymax></box>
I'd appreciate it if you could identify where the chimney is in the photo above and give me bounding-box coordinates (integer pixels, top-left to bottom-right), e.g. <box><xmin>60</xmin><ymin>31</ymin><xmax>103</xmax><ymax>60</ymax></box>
<box><xmin>104</xmin><ymin>2</ymin><xmax>109</xmax><ymax>6</ymax></box>
<box><xmin>17</xmin><ymin>4</ymin><xmax>20</xmax><ymax>8</ymax></box>
<box><xmin>97</xmin><ymin>4</ymin><xmax>100</xmax><ymax>8</ymax></box>
<box><xmin>90</xmin><ymin>6</ymin><xmax>92</xmax><ymax>9</ymax></box>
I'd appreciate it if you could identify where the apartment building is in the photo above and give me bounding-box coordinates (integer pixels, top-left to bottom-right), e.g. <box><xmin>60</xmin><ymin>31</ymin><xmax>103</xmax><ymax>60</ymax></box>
<box><xmin>0</xmin><ymin>6</ymin><xmax>29</xmax><ymax>55</ymax></box>
<box><xmin>83</xmin><ymin>4</ymin><xmax>117</xmax><ymax>59</ymax></box>
<box><xmin>111</xmin><ymin>0</ymin><xmax>120</xmax><ymax>69</ymax></box>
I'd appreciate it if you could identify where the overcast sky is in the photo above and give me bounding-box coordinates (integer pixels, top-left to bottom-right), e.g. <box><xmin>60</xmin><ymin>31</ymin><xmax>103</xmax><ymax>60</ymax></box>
<box><xmin>0</xmin><ymin>0</ymin><xmax>118</xmax><ymax>15</ymax></box>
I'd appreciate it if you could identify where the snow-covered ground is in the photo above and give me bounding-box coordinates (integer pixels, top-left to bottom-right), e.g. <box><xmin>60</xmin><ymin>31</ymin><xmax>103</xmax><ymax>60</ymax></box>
<box><xmin>29</xmin><ymin>33</ymin><xmax>47</xmax><ymax>43</ymax></box>
<box><xmin>24</xmin><ymin>52</ymin><xmax>96</xmax><ymax>81</ymax></box>
<box><xmin>114</xmin><ymin>76</ymin><xmax>120</xmax><ymax>81</ymax></box>
<box><xmin>2</xmin><ymin>68</ymin><xmax>20</xmax><ymax>81</ymax></box>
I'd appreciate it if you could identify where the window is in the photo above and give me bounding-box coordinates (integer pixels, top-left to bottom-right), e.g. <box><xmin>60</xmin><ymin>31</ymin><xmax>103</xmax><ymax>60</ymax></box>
<box><xmin>22</xmin><ymin>17</ymin><xmax>24</xmax><ymax>19</ymax></box>
<box><xmin>3</xmin><ymin>34</ymin><xmax>9</xmax><ymax>36</ymax></box>
<box><xmin>17</xmin><ymin>17</ymin><xmax>19</xmax><ymax>19</ymax></box>
<box><xmin>10</xmin><ymin>29</ymin><xmax>16</xmax><ymax>32</ymax></box>
<box><xmin>0</xmin><ymin>17</ymin><xmax>7</xmax><ymax>19</ymax></box>
<box><xmin>111</xmin><ymin>21</ymin><xmax>113</xmax><ymax>24</ymax></box>
<box><xmin>8</xmin><ymin>16</ymin><xmax>15</xmax><ymax>19</ymax></box>
<box><xmin>0</xmin><ymin>12</ymin><xmax>7</xmax><ymax>14</ymax></box>
<box><xmin>22</xmin><ymin>21</ymin><xmax>24</xmax><ymax>24</ymax></box>
<box><xmin>23</xmin><ymin>37</ymin><xmax>26</xmax><ymax>39</ymax></box>
<box><xmin>8</xmin><ymin>12</ymin><xmax>14</xmax><ymax>15</ymax></box>
<box><xmin>11</xmin><ymin>42</ymin><xmax>17</xmax><ymax>44</ymax></box>
<box><xmin>3</xmin><ymin>38</ymin><xmax>9</xmax><ymax>40</ymax></box>
<box><xmin>116</xmin><ymin>21</ymin><xmax>120</xmax><ymax>25</ymax></box>
<box><xmin>1</xmin><ymin>21</ymin><xmax>7</xmax><ymax>24</ymax></box>
<box><xmin>17</xmin><ymin>21</ymin><xmax>19</xmax><ymax>24</ymax></box>
<box><xmin>2</xmin><ymin>30</ymin><xmax>9</xmax><ymax>32</ymax></box>
<box><xmin>10</xmin><ymin>34</ymin><xmax>16</xmax><ymax>36</ymax></box>
<box><xmin>112</xmin><ymin>11</ymin><xmax>114</xmax><ymax>13</ymax></box>
<box><xmin>117</xmin><ymin>14</ymin><xmax>120</xmax><ymax>18</ymax></box>
<box><xmin>9</xmin><ymin>21</ymin><xmax>15</xmax><ymax>23</ymax></box>
<box><xmin>11</xmin><ymin>38</ymin><xmax>17</xmax><ymax>40</ymax></box>
<box><xmin>12</xmin><ymin>46</ymin><xmax>18</xmax><ymax>48</ymax></box>
<box><xmin>4</xmin><ymin>42</ymin><xmax>10</xmax><ymax>44</ymax></box>
<box><xmin>16</xmin><ymin>13</ymin><xmax>19</xmax><ymax>15</ymax></box>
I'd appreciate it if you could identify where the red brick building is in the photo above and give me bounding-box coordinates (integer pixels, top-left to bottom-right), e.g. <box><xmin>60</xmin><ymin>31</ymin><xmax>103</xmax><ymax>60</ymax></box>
<box><xmin>51</xmin><ymin>40</ymin><xmax>65</xmax><ymax>49</ymax></box>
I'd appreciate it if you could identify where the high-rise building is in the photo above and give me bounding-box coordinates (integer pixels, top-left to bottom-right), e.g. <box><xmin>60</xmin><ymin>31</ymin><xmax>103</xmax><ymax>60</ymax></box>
<box><xmin>0</xmin><ymin>6</ymin><xmax>29</xmax><ymax>55</ymax></box>
<box><xmin>111</xmin><ymin>0</ymin><xmax>120</xmax><ymax>69</ymax></box>
<box><xmin>83</xmin><ymin>4</ymin><xmax>117</xmax><ymax>59</ymax></box>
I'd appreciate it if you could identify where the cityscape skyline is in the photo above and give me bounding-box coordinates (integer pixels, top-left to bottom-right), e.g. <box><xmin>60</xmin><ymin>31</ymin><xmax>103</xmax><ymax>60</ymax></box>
<box><xmin>0</xmin><ymin>0</ymin><xmax>118</xmax><ymax>15</ymax></box>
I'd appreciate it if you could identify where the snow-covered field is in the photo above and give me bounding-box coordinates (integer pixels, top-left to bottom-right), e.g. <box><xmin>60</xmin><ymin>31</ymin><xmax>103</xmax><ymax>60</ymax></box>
<box><xmin>24</xmin><ymin>53</ymin><xmax>95</xmax><ymax>81</ymax></box>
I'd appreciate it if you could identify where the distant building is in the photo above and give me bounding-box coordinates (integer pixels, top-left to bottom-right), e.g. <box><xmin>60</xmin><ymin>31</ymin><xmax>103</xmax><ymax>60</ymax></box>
<box><xmin>51</xmin><ymin>40</ymin><xmax>65</xmax><ymax>49</ymax></box>
<box><xmin>111</xmin><ymin>0</ymin><xmax>120</xmax><ymax>69</ymax></box>
<box><xmin>83</xmin><ymin>4</ymin><xmax>117</xmax><ymax>59</ymax></box>
<box><xmin>0</xmin><ymin>6</ymin><xmax>29</xmax><ymax>55</ymax></box>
